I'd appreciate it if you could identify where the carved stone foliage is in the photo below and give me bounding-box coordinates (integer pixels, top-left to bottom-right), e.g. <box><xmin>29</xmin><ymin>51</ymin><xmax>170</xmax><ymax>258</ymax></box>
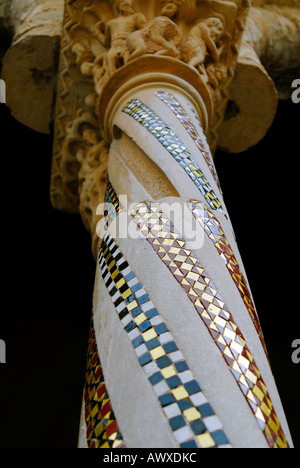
<box><xmin>51</xmin><ymin>0</ymin><xmax>249</xmax><ymax>235</ymax></box>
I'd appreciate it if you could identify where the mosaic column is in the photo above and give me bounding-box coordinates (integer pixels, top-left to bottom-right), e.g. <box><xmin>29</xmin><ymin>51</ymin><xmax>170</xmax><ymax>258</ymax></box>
<box><xmin>50</xmin><ymin>0</ymin><xmax>293</xmax><ymax>449</ymax></box>
<box><xmin>78</xmin><ymin>75</ymin><xmax>293</xmax><ymax>448</ymax></box>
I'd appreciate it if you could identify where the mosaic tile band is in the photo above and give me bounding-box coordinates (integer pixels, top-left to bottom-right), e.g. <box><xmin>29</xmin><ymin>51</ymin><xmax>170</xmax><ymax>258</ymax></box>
<box><xmin>154</xmin><ymin>91</ymin><xmax>221</xmax><ymax>191</ymax></box>
<box><xmin>187</xmin><ymin>200</ymin><xmax>267</xmax><ymax>355</ymax></box>
<box><xmin>104</xmin><ymin>176</ymin><xmax>121</xmax><ymax>225</ymax></box>
<box><xmin>103</xmin><ymin>179</ymin><xmax>267</xmax><ymax>359</ymax></box>
<box><xmin>84</xmin><ymin>315</ymin><xmax>125</xmax><ymax>448</ymax></box>
<box><xmin>104</xmin><ymin>178</ymin><xmax>266</xmax><ymax>358</ymax></box>
<box><xmin>99</xmin><ymin>233</ymin><xmax>231</xmax><ymax>448</ymax></box>
<box><xmin>122</xmin><ymin>99</ymin><xmax>227</xmax><ymax>218</ymax></box>
<box><xmin>129</xmin><ymin>202</ymin><xmax>289</xmax><ymax>449</ymax></box>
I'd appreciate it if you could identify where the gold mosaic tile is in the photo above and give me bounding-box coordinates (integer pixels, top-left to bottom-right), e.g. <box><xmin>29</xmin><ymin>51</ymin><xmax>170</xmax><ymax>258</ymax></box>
<box><xmin>154</xmin><ymin>91</ymin><xmax>221</xmax><ymax>191</ymax></box>
<box><xmin>122</xmin><ymin>99</ymin><xmax>227</xmax><ymax>218</ymax></box>
<box><xmin>84</xmin><ymin>314</ymin><xmax>125</xmax><ymax>448</ymax></box>
<box><xmin>187</xmin><ymin>199</ymin><xmax>268</xmax><ymax>357</ymax></box>
<box><xmin>98</xmin><ymin>234</ymin><xmax>231</xmax><ymax>448</ymax></box>
<box><xmin>130</xmin><ymin>201</ymin><xmax>289</xmax><ymax>449</ymax></box>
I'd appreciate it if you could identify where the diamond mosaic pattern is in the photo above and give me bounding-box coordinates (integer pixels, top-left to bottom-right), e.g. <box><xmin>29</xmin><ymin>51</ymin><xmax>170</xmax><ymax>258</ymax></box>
<box><xmin>129</xmin><ymin>202</ymin><xmax>289</xmax><ymax>449</ymax></box>
<box><xmin>99</xmin><ymin>233</ymin><xmax>231</xmax><ymax>448</ymax></box>
<box><xmin>84</xmin><ymin>316</ymin><xmax>125</xmax><ymax>448</ymax></box>
<box><xmin>104</xmin><ymin>176</ymin><xmax>121</xmax><ymax>225</ymax></box>
<box><xmin>187</xmin><ymin>200</ymin><xmax>268</xmax><ymax>356</ymax></box>
<box><xmin>154</xmin><ymin>91</ymin><xmax>221</xmax><ymax>191</ymax></box>
<box><xmin>122</xmin><ymin>99</ymin><xmax>227</xmax><ymax>218</ymax></box>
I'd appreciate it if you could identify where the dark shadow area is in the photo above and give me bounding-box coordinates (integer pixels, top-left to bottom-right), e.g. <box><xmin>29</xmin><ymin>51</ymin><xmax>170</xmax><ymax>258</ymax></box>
<box><xmin>0</xmin><ymin>104</ymin><xmax>94</xmax><ymax>448</ymax></box>
<box><xmin>0</xmin><ymin>93</ymin><xmax>299</xmax><ymax>447</ymax></box>
<box><xmin>0</xmin><ymin>27</ymin><xmax>12</xmax><ymax>67</ymax></box>
<box><xmin>215</xmin><ymin>98</ymin><xmax>300</xmax><ymax>448</ymax></box>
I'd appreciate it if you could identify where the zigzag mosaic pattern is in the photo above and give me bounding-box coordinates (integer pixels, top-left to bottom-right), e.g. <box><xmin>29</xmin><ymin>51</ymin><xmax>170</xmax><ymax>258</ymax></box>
<box><xmin>99</xmin><ymin>234</ymin><xmax>231</xmax><ymax>448</ymax></box>
<box><xmin>122</xmin><ymin>99</ymin><xmax>227</xmax><ymax>218</ymax></box>
<box><xmin>129</xmin><ymin>202</ymin><xmax>289</xmax><ymax>449</ymax></box>
<box><xmin>154</xmin><ymin>91</ymin><xmax>221</xmax><ymax>191</ymax></box>
<box><xmin>187</xmin><ymin>200</ymin><xmax>267</xmax><ymax>356</ymax></box>
<box><xmin>84</xmin><ymin>316</ymin><xmax>125</xmax><ymax>448</ymax></box>
<box><xmin>104</xmin><ymin>176</ymin><xmax>121</xmax><ymax>225</ymax></box>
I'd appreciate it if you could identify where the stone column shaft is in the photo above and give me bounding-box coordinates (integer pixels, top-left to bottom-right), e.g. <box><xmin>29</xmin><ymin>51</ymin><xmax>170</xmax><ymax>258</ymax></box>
<box><xmin>47</xmin><ymin>0</ymin><xmax>293</xmax><ymax>449</ymax></box>
<box><xmin>78</xmin><ymin>74</ymin><xmax>293</xmax><ymax>448</ymax></box>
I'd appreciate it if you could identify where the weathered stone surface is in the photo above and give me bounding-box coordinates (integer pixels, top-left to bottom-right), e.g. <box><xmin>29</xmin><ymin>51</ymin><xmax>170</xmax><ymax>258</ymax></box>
<box><xmin>219</xmin><ymin>4</ymin><xmax>300</xmax><ymax>153</ymax></box>
<box><xmin>1</xmin><ymin>0</ymin><xmax>64</xmax><ymax>134</ymax></box>
<box><xmin>218</xmin><ymin>40</ymin><xmax>278</xmax><ymax>154</ymax></box>
<box><xmin>245</xmin><ymin>5</ymin><xmax>300</xmax><ymax>100</ymax></box>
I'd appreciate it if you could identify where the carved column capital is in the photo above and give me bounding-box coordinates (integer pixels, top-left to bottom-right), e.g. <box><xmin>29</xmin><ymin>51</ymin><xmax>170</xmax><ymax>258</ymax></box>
<box><xmin>51</xmin><ymin>0</ymin><xmax>249</xmax><ymax>246</ymax></box>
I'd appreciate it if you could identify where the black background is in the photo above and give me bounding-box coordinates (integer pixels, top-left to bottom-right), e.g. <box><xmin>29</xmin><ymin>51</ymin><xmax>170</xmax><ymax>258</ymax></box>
<box><xmin>0</xmin><ymin>89</ymin><xmax>299</xmax><ymax>448</ymax></box>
